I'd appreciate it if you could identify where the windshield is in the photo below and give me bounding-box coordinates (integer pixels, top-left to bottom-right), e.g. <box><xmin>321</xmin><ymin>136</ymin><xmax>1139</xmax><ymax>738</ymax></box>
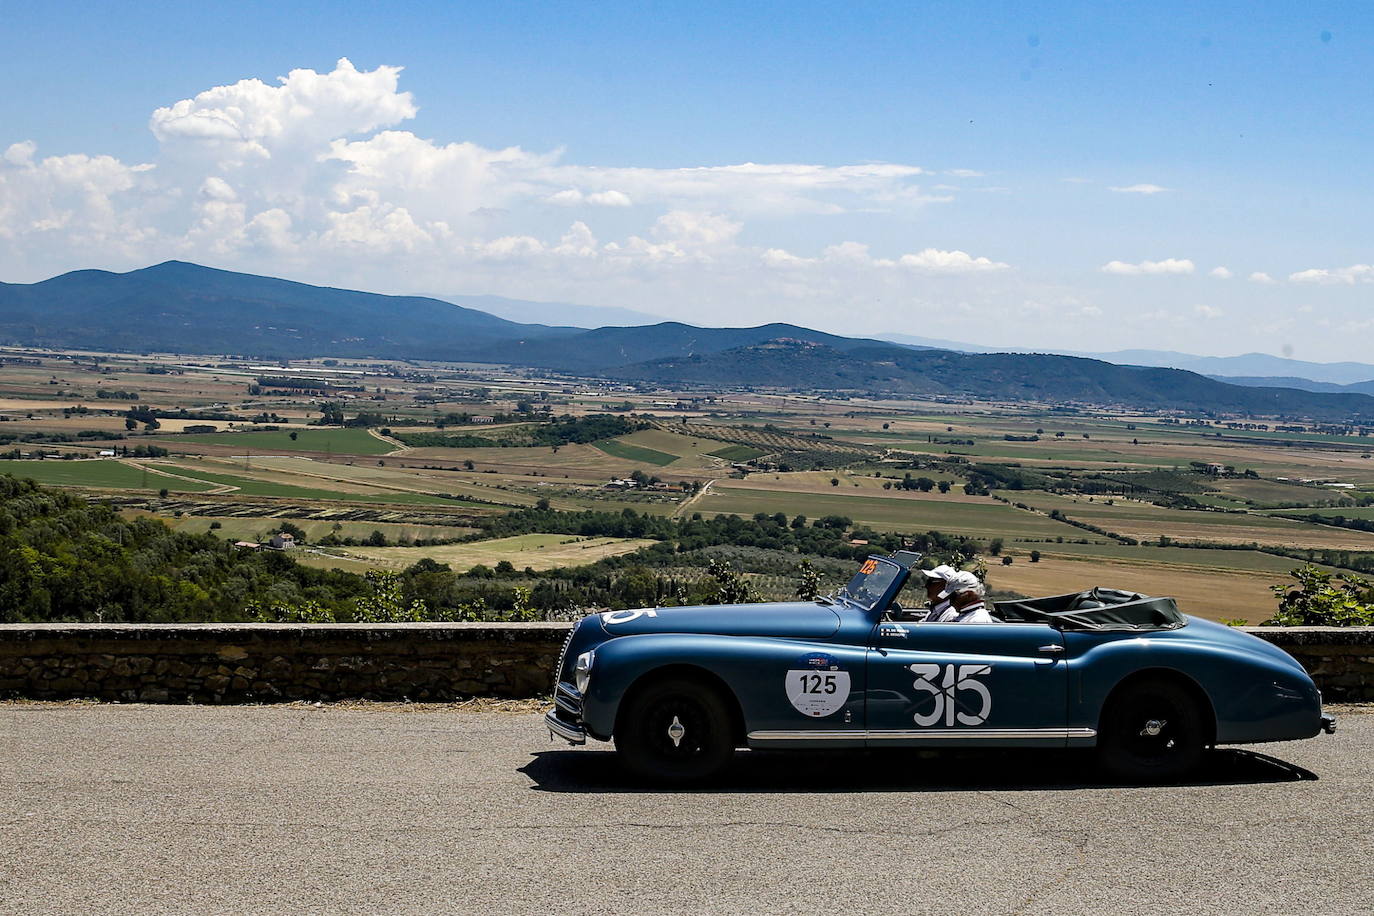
<box><xmin>838</xmin><ymin>558</ymin><xmax>902</xmax><ymax>611</ymax></box>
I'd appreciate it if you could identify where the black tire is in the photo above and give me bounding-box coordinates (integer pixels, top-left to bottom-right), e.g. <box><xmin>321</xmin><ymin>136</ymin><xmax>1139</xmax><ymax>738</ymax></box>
<box><xmin>615</xmin><ymin>677</ymin><xmax>736</xmax><ymax>785</ymax></box>
<box><xmin>1097</xmin><ymin>678</ymin><xmax>1208</xmax><ymax>783</ymax></box>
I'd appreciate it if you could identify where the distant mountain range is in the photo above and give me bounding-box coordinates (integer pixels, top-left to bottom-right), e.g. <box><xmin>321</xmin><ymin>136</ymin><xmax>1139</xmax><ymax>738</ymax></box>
<box><xmin>1203</xmin><ymin>375</ymin><xmax>1374</xmax><ymax>396</ymax></box>
<box><xmin>603</xmin><ymin>340</ymin><xmax>1374</xmax><ymax>421</ymax></box>
<box><xmin>0</xmin><ymin>261</ymin><xmax>578</xmax><ymax>360</ymax></box>
<box><xmin>434</xmin><ymin>293</ymin><xmax>664</xmax><ymax>328</ymax></box>
<box><xmin>469</xmin><ymin>322</ymin><xmax>892</xmax><ymax>371</ymax></box>
<box><xmin>4</xmin><ymin>261</ymin><xmax>1374</xmax><ymax>421</ymax></box>
<box><xmin>878</xmin><ymin>333</ymin><xmax>1374</xmax><ymax>387</ymax></box>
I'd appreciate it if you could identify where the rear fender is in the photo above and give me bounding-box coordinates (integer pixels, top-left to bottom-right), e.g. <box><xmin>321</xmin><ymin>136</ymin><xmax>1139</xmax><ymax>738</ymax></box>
<box><xmin>1068</xmin><ymin>632</ymin><xmax>1322</xmax><ymax>744</ymax></box>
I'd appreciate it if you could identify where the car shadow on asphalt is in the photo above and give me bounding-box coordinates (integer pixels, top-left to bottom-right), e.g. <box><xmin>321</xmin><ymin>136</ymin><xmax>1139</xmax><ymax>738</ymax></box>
<box><xmin>520</xmin><ymin>746</ymin><xmax>1317</xmax><ymax>793</ymax></box>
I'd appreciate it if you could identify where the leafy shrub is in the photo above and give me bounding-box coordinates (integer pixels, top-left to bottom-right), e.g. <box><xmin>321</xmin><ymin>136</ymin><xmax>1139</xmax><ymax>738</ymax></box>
<box><xmin>1263</xmin><ymin>565</ymin><xmax>1374</xmax><ymax>627</ymax></box>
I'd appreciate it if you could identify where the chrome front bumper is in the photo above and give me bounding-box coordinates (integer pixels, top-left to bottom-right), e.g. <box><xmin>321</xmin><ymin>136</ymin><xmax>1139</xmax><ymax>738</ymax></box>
<box><xmin>1320</xmin><ymin>713</ymin><xmax>1337</xmax><ymax>735</ymax></box>
<box><xmin>545</xmin><ymin>709</ymin><xmax>586</xmax><ymax>745</ymax></box>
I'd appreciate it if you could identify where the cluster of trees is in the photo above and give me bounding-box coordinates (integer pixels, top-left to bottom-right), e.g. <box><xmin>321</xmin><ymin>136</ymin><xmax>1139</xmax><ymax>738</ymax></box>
<box><xmin>1275</xmin><ymin>513</ymin><xmax>1374</xmax><ymax>535</ymax></box>
<box><xmin>0</xmin><ymin>429</ymin><xmax>126</xmax><ymax>446</ymax></box>
<box><xmin>312</xmin><ymin>403</ymin><xmax>393</xmax><ymax>427</ymax></box>
<box><xmin>395</xmin><ymin>414</ymin><xmax>649</xmax><ymax>450</ymax></box>
<box><xmin>0</xmin><ymin>475</ymin><xmax>367</xmax><ymax>623</ymax></box>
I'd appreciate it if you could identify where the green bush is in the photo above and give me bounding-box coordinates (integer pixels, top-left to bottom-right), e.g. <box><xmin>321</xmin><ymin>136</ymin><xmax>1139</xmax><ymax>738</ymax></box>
<box><xmin>1264</xmin><ymin>565</ymin><xmax>1374</xmax><ymax>627</ymax></box>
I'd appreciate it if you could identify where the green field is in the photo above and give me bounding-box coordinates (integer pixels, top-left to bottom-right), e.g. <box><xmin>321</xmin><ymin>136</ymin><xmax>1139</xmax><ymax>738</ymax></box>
<box><xmin>326</xmin><ymin>533</ymin><xmax>658</xmax><ymax>572</ymax></box>
<box><xmin>708</xmin><ymin>444</ymin><xmax>766</xmax><ymax>461</ymax></box>
<box><xmin>1011</xmin><ymin>491</ymin><xmax>1374</xmax><ymax>549</ymax></box>
<box><xmin>171</xmin><ymin>427</ymin><xmax>395</xmax><ymax>456</ymax></box>
<box><xmin>0</xmin><ymin>460</ymin><xmax>217</xmax><ymax>492</ymax></box>
<box><xmin>154</xmin><ymin>465</ymin><xmax>461</xmax><ymax>505</ymax></box>
<box><xmin>700</xmin><ymin>487</ymin><xmax>1080</xmax><ymax>539</ymax></box>
<box><xmin>592</xmin><ymin>439</ymin><xmax>678</xmax><ymax>466</ymax></box>
<box><xmin>1007</xmin><ymin>539</ymin><xmax>1320</xmax><ymax>573</ymax></box>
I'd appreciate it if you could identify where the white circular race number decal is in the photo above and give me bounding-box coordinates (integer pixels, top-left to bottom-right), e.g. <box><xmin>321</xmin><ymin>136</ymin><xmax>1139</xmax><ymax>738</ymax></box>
<box><xmin>784</xmin><ymin>653</ymin><xmax>850</xmax><ymax>718</ymax></box>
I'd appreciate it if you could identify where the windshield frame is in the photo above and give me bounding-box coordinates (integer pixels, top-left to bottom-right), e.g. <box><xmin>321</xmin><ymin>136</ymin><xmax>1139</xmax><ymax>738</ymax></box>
<box><xmin>834</xmin><ymin>555</ymin><xmax>911</xmax><ymax>615</ymax></box>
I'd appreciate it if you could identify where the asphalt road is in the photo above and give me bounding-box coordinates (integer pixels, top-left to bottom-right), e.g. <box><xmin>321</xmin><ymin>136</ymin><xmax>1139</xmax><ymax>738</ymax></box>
<box><xmin>2</xmin><ymin>703</ymin><xmax>1371</xmax><ymax>916</ymax></box>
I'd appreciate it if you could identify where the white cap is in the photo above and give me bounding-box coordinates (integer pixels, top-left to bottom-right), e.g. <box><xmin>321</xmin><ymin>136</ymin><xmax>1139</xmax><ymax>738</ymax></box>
<box><xmin>938</xmin><ymin>570</ymin><xmax>982</xmax><ymax>599</ymax></box>
<box><xmin>919</xmin><ymin>564</ymin><xmax>958</xmax><ymax>582</ymax></box>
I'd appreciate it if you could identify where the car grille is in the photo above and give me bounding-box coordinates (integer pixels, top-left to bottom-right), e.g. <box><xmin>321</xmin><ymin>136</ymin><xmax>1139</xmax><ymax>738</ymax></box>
<box><xmin>553</xmin><ymin>624</ymin><xmax>575</xmax><ymax>693</ymax></box>
<box><xmin>554</xmin><ymin>682</ymin><xmax>583</xmax><ymax>724</ymax></box>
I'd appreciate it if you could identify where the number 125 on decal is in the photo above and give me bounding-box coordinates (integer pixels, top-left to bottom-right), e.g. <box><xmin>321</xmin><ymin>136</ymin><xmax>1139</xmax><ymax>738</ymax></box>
<box><xmin>784</xmin><ymin>668</ymin><xmax>851</xmax><ymax>717</ymax></box>
<box><xmin>795</xmin><ymin>672</ymin><xmax>838</xmax><ymax>694</ymax></box>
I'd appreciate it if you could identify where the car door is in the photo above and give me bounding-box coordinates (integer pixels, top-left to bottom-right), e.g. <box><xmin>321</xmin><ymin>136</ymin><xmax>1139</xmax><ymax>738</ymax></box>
<box><xmin>864</xmin><ymin>620</ymin><xmax>1072</xmax><ymax>746</ymax></box>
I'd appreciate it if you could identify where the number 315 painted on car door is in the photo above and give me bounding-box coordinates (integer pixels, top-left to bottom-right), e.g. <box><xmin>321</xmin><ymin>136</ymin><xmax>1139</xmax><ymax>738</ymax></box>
<box><xmin>908</xmin><ymin>663</ymin><xmax>992</xmax><ymax>727</ymax></box>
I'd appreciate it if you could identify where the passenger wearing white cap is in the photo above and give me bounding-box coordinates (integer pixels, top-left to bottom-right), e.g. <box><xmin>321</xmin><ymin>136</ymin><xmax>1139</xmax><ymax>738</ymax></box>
<box><xmin>928</xmin><ymin>570</ymin><xmax>995</xmax><ymax>624</ymax></box>
<box><xmin>917</xmin><ymin>564</ymin><xmax>958</xmax><ymax>622</ymax></box>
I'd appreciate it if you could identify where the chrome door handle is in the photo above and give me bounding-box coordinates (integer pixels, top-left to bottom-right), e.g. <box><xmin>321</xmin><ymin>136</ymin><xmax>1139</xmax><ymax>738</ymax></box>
<box><xmin>1038</xmin><ymin>644</ymin><xmax>1064</xmax><ymax>654</ymax></box>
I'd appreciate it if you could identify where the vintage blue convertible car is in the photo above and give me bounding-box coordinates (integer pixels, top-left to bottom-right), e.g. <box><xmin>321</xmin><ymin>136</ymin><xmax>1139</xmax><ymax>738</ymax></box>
<box><xmin>544</xmin><ymin>551</ymin><xmax>1336</xmax><ymax>783</ymax></box>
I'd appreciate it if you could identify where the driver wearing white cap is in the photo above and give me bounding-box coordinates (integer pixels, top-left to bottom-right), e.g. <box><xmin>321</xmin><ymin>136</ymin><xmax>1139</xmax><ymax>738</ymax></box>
<box><xmin>927</xmin><ymin>570</ymin><xmax>994</xmax><ymax>624</ymax></box>
<box><xmin>917</xmin><ymin>564</ymin><xmax>958</xmax><ymax>622</ymax></box>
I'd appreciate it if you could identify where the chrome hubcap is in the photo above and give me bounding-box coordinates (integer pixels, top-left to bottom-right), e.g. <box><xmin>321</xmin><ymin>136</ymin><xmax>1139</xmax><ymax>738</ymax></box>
<box><xmin>1140</xmin><ymin>718</ymin><xmax>1166</xmax><ymax>737</ymax></box>
<box><xmin>667</xmin><ymin>715</ymin><xmax>686</xmax><ymax>747</ymax></box>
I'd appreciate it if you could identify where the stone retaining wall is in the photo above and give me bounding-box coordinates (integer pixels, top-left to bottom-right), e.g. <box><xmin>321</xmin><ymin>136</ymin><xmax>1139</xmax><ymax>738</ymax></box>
<box><xmin>0</xmin><ymin>623</ymin><xmax>571</xmax><ymax>703</ymax></box>
<box><xmin>0</xmin><ymin>623</ymin><xmax>1369</xmax><ymax>703</ymax></box>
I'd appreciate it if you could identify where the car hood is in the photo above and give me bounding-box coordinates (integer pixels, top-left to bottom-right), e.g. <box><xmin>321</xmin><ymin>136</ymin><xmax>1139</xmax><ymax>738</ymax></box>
<box><xmin>597</xmin><ymin>601</ymin><xmax>842</xmax><ymax>639</ymax></box>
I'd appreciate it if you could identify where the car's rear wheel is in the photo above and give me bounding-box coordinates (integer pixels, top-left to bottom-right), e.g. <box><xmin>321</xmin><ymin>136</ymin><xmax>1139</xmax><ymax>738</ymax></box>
<box><xmin>616</xmin><ymin>677</ymin><xmax>736</xmax><ymax>785</ymax></box>
<box><xmin>1097</xmin><ymin>678</ymin><xmax>1207</xmax><ymax>783</ymax></box>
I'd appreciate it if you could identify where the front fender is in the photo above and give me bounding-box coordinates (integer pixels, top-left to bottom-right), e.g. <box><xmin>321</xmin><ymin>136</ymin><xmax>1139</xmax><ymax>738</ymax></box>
<box><xmin>580</xmin><ymin>632</ymin><xmax>869</xmax><ymax>740</ymax></box>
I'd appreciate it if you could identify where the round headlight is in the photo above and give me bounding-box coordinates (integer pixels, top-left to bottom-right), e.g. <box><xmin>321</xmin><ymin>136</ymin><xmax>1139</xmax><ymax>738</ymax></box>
<box><xmin>574</xmin><ymin>650</ymin><xmax>595</xmax><ymax>695</ymax></box>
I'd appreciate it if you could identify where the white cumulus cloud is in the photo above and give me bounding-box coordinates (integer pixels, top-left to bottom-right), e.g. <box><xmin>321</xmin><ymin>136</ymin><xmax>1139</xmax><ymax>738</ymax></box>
<box><xmin>1108</xmin><ymin>183</ymin><xmax>1170</xmax><ymax>194</ymax></box>
<box><xmin>1100</xmin><ymin>258</ymin><xmax>1195</xmax><ymax>275</ymax></box>
<box><xmin>1194</xmin><ymin>304</ymin><xmax>1224</xmax><ymax>319</ymax></box>
<box><xmin>897</xmin><ymin>248</ymin><xmax>1009</xmax><ymax>273</ymax></box>
<box><xmin>585</xmin><ymin>190</ymin><xmax>632</xmax><ymax>207</ymax></box>
<box><xmin>1209</xmin><ymin>266</ymin><xmax>1232</xmax><ymax>279</ymax></box>
<box><xmin>1249</xmin><ymin>271</ymin><xmax>1277</xmax><ymax>284</ymax></box>
<box><xmin>1288</xmin><ymin>264</ymin><xmax>1374</xmax><ymax>285</ymax></box>
<box><xmin>150</xmin><ymin>57</ymin><xmax>417</xmax><ymax>161</ymax></box>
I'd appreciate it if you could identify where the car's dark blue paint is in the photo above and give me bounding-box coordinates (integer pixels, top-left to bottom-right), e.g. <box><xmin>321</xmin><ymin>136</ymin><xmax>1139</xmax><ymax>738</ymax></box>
<box><xmin>545</xmin><ymin>556</ymin><xmax>1330</xmax><ymax>755</ymax></box>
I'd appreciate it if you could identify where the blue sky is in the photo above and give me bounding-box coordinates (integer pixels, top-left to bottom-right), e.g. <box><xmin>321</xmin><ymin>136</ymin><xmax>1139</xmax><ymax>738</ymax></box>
<box><xmin>2</xmin><ymin>2</ymin><xmax>1371</xmax><ymax>359</ymax></box>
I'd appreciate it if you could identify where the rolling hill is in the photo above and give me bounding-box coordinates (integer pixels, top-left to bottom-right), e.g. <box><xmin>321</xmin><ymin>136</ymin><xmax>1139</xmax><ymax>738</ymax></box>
<box><xmin>467</xmin><ymin>321</ymin><xmax>897</xmax><ymax>370</ymax></box>
<box><xmin>0</xmin><ymin>261</ymin><xmax>577</xmax><ymax>359</ymax></box>
<box><xmin>603</xmin><ymin>340</ymin><xmax>1374</xmax><ymax>421</ymax></box>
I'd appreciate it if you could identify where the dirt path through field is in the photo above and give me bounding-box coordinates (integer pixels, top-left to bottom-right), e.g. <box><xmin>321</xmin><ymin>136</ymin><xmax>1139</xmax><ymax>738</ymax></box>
<box><xmin>673</xmin><ymin>477</ymin><xmax>717</xmax><ymax>518</ymax></box>
<box><xmin>124</xmin><ymin>460</ymin><xmax>239</xmax><ymax>494</ymax></box>
<box><xmin>368</xmin><ymin>428</ymin><xmax>408</xmax><ymax>454</ymax></box>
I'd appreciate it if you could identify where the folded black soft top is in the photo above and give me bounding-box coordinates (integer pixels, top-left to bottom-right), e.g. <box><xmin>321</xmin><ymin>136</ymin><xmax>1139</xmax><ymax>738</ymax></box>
<box><xmin>994</xmin><ymin>586</ymin><xmax>1187</xmax><ymax>630</ymax></box>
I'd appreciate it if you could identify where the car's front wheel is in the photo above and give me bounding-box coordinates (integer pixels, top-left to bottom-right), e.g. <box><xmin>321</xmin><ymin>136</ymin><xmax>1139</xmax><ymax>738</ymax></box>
<box><xmin>616</xmin><ymin>677</ymin><xmax>736</xmax><ymax>785</ymax></box>
<box><xmin>1096</xmin><ymin>678</ymin><xmax>1208</xmax><ymax>783</ymax></box>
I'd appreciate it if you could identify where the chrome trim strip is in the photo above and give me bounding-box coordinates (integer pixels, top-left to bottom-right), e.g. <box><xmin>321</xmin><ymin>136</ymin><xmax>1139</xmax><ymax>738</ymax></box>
<box><xmin>545</xmin><ymin>709</ymin><xmax>586</xmax><ymax>745</ymax></box>
<box><xmin>747</xmin><ymin>727</ymin><xmax>1096</xmax><ymax>742</ymax></box>
<box><xmin>554</xmin><ymin>683</ymin><xmax>583</xmax><ymax>713</ymax></box>
<box><xmin>748</xmin><ymin>730</ymin><xmax>866</xmax><ymax>741</ymax></box>
<box><xmin>865</xmin><ymin>727</ymin><xmax>1096</xmax><ymax>741</ymax></box>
